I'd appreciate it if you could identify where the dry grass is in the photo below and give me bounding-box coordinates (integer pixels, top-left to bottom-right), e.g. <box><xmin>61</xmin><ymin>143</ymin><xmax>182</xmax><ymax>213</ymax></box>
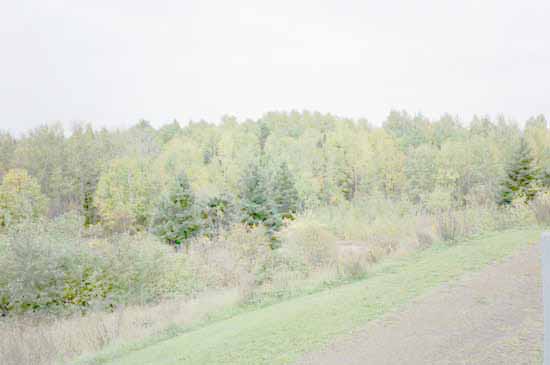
<box><xmin>0</xmin><ymin>200</ymin><xmax>538</xmax><ymax>365</ymax></box>
<box><xmin>531</xmin><ymin>190</ymin><xmax>550</xmax><ymax>226</ymax></box>
<box><xmin>0</xmin><ymin>289</ymin><xmax>240</xmax><ymax>365</ymax></box>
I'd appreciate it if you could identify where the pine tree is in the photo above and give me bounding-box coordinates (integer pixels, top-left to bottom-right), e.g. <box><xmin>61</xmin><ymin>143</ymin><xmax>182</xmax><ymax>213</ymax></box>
<box><xmin>151</xmin><ymin>172</ymin><xmax>199</xmax><ymax>248</ymax></box>
<box><xmin>498</xmin><ymin>138</ymin><xmax>538</xmax><ymax>205</ymax></box>
<box><xmin>272</xmin><ymin>162</ymin><xmax>300</xmax><ymax>220</ymax></box>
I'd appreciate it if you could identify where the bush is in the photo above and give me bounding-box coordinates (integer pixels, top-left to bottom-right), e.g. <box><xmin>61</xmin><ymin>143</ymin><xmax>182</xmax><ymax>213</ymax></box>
<box><xmin>531</xmin><ymin>190</ymin><xmax>550</xmax><ymax>226</ymax></box>
<box><xmin>185</xmin><ymin>225</ymin><xmax>272</xmax><ymax>297</ymax></box>
<box><xmin>0</xmin><ymin>214</ymin><xmax>189</xmax><ymax>315</ymax></box>
<box><xmin>492</xmin><ymin>198</ymin><xmax>536</xmax><ymax>230</ymax></box>
<box><xmin>415</xmin><ymin>230</ymin><xmax>434</xmax><ymax>248</ymax></box>
<box><xmin>434</xmin><ymin>209</ymin><xmax>463</xmax><ymax>243</ymax></box>
<box><xmin>0</xmin><ymin>214</ymin><xmax>107</xmax><ymax>314</ymax></box>
<box><xmin>280</xmin><ymin>219</ymin><xmax>337</xmax><ymax>270</ymax></box>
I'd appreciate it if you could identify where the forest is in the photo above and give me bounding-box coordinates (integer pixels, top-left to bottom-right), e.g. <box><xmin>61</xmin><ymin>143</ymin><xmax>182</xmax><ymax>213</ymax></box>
<box><xmin>1</xmin><ymin>110</ymin><xmax>550</xmax><ymax>364</ymax></box>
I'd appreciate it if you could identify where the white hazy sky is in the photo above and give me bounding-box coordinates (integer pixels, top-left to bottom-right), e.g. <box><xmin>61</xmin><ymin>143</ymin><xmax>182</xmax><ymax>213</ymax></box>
<box><xmin>1</xmin><ymin>0</ymin><xmax>549</xmax><ymax>133</ymax></box>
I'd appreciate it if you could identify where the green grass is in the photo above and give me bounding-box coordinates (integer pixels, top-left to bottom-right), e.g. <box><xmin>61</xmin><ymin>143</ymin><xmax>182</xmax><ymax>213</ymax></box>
<box><xmin>83</xmin><ymin>229</ymin><xmax>541</xmax><ymax>365</ymax></box>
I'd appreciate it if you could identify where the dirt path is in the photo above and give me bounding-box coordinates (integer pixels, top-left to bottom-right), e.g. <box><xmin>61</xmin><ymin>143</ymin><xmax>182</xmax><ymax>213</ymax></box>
<box><xmin>296</xmin><ymin>244</ymin><xmax>543</xmax><ymax>365</ymax></box>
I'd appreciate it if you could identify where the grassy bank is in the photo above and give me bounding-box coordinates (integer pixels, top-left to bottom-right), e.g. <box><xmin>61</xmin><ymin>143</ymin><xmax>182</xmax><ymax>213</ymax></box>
<box><xmin>81</xmin><ymin>228</ymin><xmax>540</xmax><ymax>365</ymax></box>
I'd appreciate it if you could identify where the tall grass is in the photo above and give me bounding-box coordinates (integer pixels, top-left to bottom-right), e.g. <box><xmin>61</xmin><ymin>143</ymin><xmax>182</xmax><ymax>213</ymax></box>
<box><xmin>0</xmin><ymin>290</ymin><xmax>240</xmax><ymax>365</ymax></box>
<box><xmin>531</xmin><ymin>190</ymin><xmax>550</xmax><ymax>226</ymax></box>
<box><xmin>0</xmin><ymin>196</ymin><xmax>542</xmax><ymax>365</ymax></box>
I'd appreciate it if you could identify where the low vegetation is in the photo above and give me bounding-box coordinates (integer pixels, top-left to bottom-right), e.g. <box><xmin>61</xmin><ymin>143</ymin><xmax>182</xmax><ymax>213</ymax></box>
<box><xmin>1</xmin><ymin>111</ymin><xmax>549</xmax><ymax>364</ymax></box>
<box><xmin>82</xmin><ymin>229</ymin><xmax>541</xmax><ymax>365</ymax></box>
<box><xmin>0</xmin><ymin>198</ymin><xmax>546</xmax><ymax>365</ymax></box>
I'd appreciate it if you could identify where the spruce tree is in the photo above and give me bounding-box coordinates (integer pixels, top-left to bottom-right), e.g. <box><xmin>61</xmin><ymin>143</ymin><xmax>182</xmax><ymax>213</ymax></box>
<box><xmin>151</xmin><ymin>172</ymin><xmax>199</xmax><ymax>248</ymax></box>
<box><xmin>498</xmin><ymin>138</ymin><xmax>538</xmax><ymax>205</ymax></box>
<box><xmin>201</xmin><ymin>193</ymin><xmax>236</xmax><ymax>238</ymax></box>
<box><xmin>272</xmin><ymin>162</ymin><xmax>300</xmax><ymax>220</ymax></box>
<box><xmin>239</xmin><ymin>163</ymin><xmax>273</xmax><ymax>227</ymax></box>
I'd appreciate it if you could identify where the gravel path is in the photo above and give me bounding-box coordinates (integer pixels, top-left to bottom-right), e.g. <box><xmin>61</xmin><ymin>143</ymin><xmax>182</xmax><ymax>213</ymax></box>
<box><xmin>296</xmin><ymin>244</ymin><xmax>543</xmax><ymax>365</ymax></box>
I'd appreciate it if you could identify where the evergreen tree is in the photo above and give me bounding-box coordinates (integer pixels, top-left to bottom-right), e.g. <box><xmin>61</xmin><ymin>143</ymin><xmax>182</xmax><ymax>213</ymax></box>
<box><xmin>239</xmin><ymin>163</ymin><xmax>281</xmax><ymax>239</ymax></box>
<box><xmin>151</xmin><ymin>172</ymin><xmax>199</xmax><ymax>248</ymax></box>
<box><xmin>272</xmin><ymin>162</ymin><xmax>300</xmax><ymax>219</ymax></box>
<box><xmin>498</xmin><ymin>138</ymin><xmax>538</xmax><ymax>205</ymax></box>
<box><xmin>200</xmin><ymin>193</ymin><xmax>236</xmax><ymax>238</ymax></box>
<box><xmin>239</xmin><ymin>163</ymin><xmax>272</xmax><ymax>227</ymax></box>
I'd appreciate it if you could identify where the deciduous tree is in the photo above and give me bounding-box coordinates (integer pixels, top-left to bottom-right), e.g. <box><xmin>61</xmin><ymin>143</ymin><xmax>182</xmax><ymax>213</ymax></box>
<box><xmin>0</xmin><ymin>169</ymin><xmax>48</xmax><ymax>227</ymax></box>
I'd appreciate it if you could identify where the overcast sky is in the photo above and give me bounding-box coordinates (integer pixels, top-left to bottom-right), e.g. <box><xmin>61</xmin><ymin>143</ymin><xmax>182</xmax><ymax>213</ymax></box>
<box><xmin>1</xmin><ymin>0</ymin><xmax>549</xmax><ymax>133</ymax></box>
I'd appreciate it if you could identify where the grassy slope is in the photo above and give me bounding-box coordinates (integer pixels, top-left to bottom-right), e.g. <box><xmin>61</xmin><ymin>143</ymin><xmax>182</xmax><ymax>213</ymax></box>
<box><xmin>94</xmin><ymin>229</ymin><xmax>540</xmax><ymax>365</ymax></box>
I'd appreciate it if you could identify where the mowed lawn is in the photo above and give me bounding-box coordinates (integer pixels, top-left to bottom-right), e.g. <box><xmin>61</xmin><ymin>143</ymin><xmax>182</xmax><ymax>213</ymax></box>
<box><xmin>85</xmin><ymin>229</ymin><xmax>541</xmax><ymax>365</ymax></box>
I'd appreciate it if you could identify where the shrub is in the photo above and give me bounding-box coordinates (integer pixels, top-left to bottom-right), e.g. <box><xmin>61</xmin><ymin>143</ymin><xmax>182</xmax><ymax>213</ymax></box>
<box><xmin>435</xmin><ymin>209</ymin><xmax>462</xmax><ymax>242</ymax></box>
<box><xmin>531</xmin><ymin>190</ymin><xmax>550</xmax><ymax>226</ymax></box>
<box><xmin>185</xmin><ymin>225</ymin><xmax>272</xmax><ymax>293</ymax></box>
<box><xmin>493</xmin><ymin>198</ymin><xmax>536</xmax><ymax>230</ymax></box>
<box><xmin>0</xmin><ymin>214</ymin><xmax>108</xmax><ymax>314</ymax></box>
<box><xmin>0</xmin><ymin>214</ymin><xmax>190</xmax><ymax>315</ymax></box>
<box><xmin>416</xmin><ymin>230</ymin><xmax>434</xmax><ymax>248</ymax></box>
<box><xmin>280</xmin><ymin>219</ymin><xmax>337</xmax><ymax>270</ymax></box>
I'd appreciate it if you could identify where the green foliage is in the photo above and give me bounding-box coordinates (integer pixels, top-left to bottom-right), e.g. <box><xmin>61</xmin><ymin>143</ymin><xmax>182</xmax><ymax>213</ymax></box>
<box><xmin>82</xmin><ymin>230</ymin><xmax>541</xmax><ymax>365</ymax></box>
<box><xmin>123</xmin><ymin>120</ymin><xmax>161</xmax><ymax>157</ymax></box>
<box><xmin>404</xmin><ymin>144</ymin><xmax>438</xmax><ymax>204</ymax></box>
<box><xmin>200</xmin><ymin>193</ymin><xmax>237</xmax><ymax>239</ymax></box>
<box><xmin>469</xmin><ymin>115</ymin><xmax>496</xmax><ymax>137</ymax></box>
<box><xmin>157</xmin><ymin>120</ymin><xmax>182</xmax><ymax>145</ymax></box>
<box><xmin>11</xmin><ymin>124</ymin><xmax>69</xmax><ymax>214</ymax></box>
<box><xmin>66</xmin><ymin>123</ymin><xmax>109</xmax><ymax>226</ymax></box>
<box><xmin>272</xmin><ymin>162</ymin><xmax>300</xmax><ymax>220</ymax></box>
<box><xmin>239</xmin><ymin>163</ymin><xmax>274</xmax><ymax>224</ymax></box>
<box><xmin>383</xmin><ymin>110</ymin><xmax>430</xmax><ymax>149</ymax></box>
<box><xmin>498</xmin><ymin>138</ymin><xmax>538</xmax><ymax>205</ymax></box>
<box><xmin>0</xmin><ymin>169</ymin><xmax>48</xmax><ymax>228</ymax></box>
<box><xmin>0</xmin><ymin>214</ymin><xmax>107</xmax><ymax>313</ymax></box>
<box><xmin>95</xmin><ymin>158</ymin><xmax>157</xmax><ymax>232</ymax></box>
<box><xmin>430</xmin><ymin>114</ymin><xmax>466</xmax><ymax>147</ymax></box>
<box><xmin>151</xmin><ymin>172</ymin><xmax>200</xmax><ymax>247</ymax></box>
<box><xmin>0</xmin><ymin>214</ymin><xmax>188</xmax><ymax>315</ymax></box>
<box><xmin>239</xmin><ymin>163</ymin><xmax>282</xmax><ymax>239</ymax></box>
<box><xmin>1</xmin><ymin>111</ymin><xmax>547</xmax><ymax>233</ymax></box>
<box><xmin>3</xmin><ymin>111</ymin><xmax>549</xmax><ymax>327</ymax></box>
<box><xmin>0</xmin><ymin>131</ymin><xmax>16</xmax><ymax>178</ymax></box>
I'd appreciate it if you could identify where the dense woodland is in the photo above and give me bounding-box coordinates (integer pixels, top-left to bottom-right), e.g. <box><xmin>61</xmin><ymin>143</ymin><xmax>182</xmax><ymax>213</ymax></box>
<box><xmin>1</xmin><ymin>110</ymin><xmax>550</xmax><ymax>316</ymax></box>
<box><xmin>2</xmin><ymin>110</ymin><xmax>550</xmax><ymax>364</ymax></box>
<box><xmin>1</xmin><ymin>111</ymin><xmax>549</xmax><ymax>234</ymax></box>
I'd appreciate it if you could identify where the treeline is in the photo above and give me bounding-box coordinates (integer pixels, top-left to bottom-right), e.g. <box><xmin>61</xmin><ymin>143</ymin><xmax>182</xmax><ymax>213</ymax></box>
<box><xmin>1</xmin><ymin>111</ymin><xmax>549</xmax><ymax>246</ymax></box>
